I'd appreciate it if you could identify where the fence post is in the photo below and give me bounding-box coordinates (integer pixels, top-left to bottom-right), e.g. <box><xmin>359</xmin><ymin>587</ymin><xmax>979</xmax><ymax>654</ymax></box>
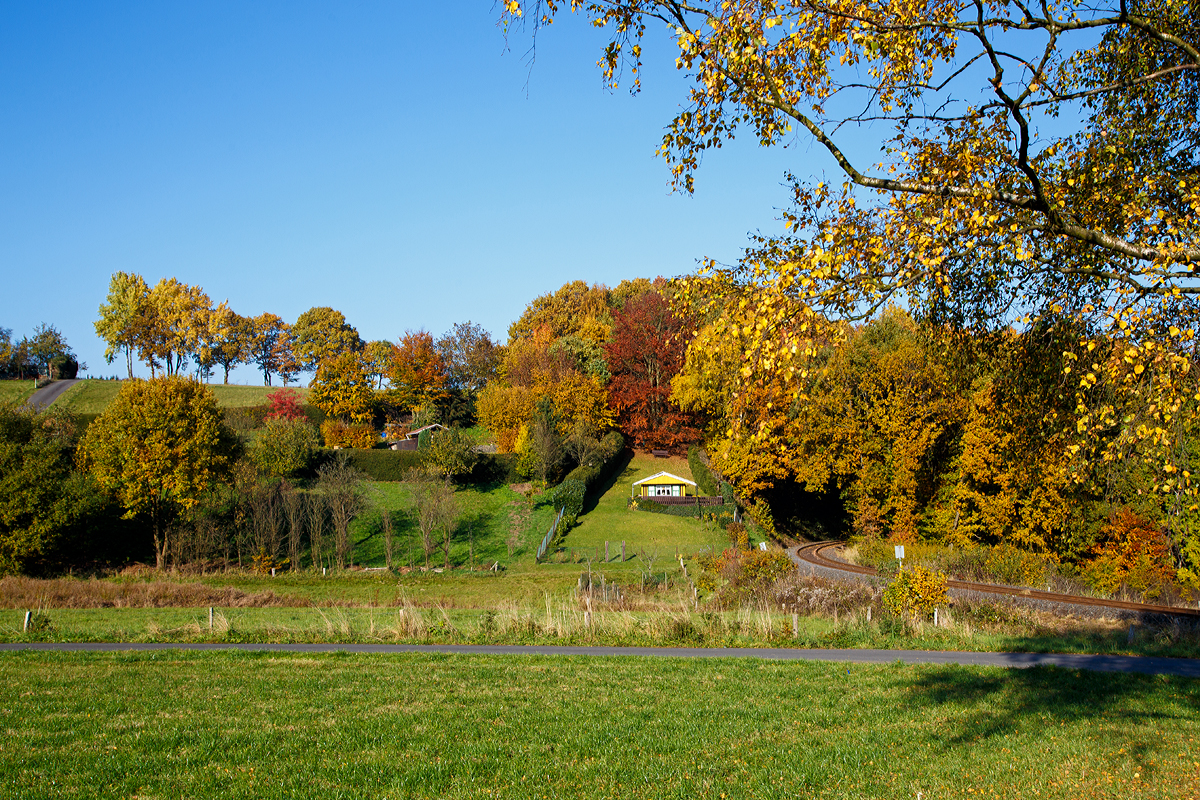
<box><xmin>792</xmin><ymin>613</ymin><xmax>799</xmax><ymax>638</ymax></box>
<box><xmin>22</xmin><ymin>610</ymin><xmax>31</xmax><ymax>632</ymax></box>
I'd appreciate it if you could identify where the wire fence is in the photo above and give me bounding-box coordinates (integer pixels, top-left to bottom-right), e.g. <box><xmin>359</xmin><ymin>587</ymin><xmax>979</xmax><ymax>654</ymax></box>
<box><xmin>536</xmin><ymin>507</ymin><xmax>566</xmax><ymax>562</ymax></box>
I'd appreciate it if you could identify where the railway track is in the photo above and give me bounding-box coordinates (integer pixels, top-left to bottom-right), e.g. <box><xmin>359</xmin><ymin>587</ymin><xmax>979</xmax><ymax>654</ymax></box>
<box><xmin>795</xmin><ymin>540</ymin><xmax>1200</xmax><ymax>620</ymax></box>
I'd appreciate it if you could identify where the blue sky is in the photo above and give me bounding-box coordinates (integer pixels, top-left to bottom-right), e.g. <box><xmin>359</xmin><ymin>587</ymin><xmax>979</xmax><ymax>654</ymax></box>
<box><xmin>1</xmin><ymin>1</ymin><xmax>843</xmax><ymax>383</ymax></box>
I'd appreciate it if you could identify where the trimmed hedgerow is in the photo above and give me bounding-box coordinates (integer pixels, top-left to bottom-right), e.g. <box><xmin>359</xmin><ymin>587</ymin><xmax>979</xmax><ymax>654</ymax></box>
<box><xmin>688</xmin><ymin>446</ymin><xmax>720</xmax><ymax>497</ymax></box>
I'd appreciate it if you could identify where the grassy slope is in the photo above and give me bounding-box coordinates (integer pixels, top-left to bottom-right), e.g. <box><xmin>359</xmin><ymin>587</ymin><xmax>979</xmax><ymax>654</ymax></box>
<box><xmin>0</xmin><ymin>380</ymin><xmax>35</xmax><ymax>405</ymax></box>
<box><xmin>52</xmin><ymin>379</ymin><xmax>308</xmax><ymax>414</ymax></box>
<box><xmin>561</xmin><ymin>451</ymin><xmax>730</xmax><ymax>572</ymax></box>
<box><xmin>1</xmin><ymin>651</ymin><xmax>1195</xmax><ymax>799</ymax></box>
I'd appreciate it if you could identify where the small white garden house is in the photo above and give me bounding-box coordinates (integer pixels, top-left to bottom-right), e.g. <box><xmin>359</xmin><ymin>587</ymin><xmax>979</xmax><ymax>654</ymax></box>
<box><xmin>632</xmin><ymin>471</ymin><xmax>698</xmax><ymax>498</ymax></box>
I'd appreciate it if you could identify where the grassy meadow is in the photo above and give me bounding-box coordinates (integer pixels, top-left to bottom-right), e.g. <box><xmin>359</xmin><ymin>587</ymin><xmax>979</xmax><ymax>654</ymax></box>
<box><xmin>52</xmin><ymin>378</ymin><xmax>307</xmax><ymax>414</ymax></box>
<box><xmin>560</xmin><ymin>451</ymin><xmax>736</xmax><ymax>562</ymax></box>
<box><xmin>1</xmin><ymin>650</ymin><xmax>1196</xmax><ymax>799</ymax></box>
<box><xmin>0</xmin><ymin>380</ymin><xmax>36</xmax><ymax>405</ymax></box>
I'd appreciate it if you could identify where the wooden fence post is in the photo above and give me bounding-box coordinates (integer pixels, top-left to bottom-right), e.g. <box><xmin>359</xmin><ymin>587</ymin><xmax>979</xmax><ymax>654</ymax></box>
<box><xmin>792</xmin><ymin>613</ymin><xmax>799</xmax><ymax>638</ymax></box>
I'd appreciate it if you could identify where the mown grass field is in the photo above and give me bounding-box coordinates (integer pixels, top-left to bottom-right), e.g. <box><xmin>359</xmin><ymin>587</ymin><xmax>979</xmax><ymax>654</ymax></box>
<box><xmin>561</xmin><ymin>452</ymin><xmax>736</xmax><ymax>568</ymax></box>
<box><xmin>53</xmin><ymin>379</ymin><xmax>307</xmax><ymax>414</ymax></box>
<box><xmin>0</xmin><ymin>650</ymin><xmax>1195</xmax><ymax>799</ymax></box>
<box><xmin>0</xmin><ymin>380</ymin><xmax>35</xmax><ymax>405</ymax></box>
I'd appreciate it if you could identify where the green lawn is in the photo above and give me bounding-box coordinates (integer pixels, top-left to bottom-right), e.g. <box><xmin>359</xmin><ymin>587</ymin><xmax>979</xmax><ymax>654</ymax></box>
<box><xmin>561</xmin><ymin>451</ymin><xmax>734</xmax><ymax>568</ymax></box>
<box><xmin>0</xmin><ymin>650</ymin><xmax>1194</xmax><ymax>799</ymax></box>
<box><xmin>50</xmin><ymin>379</ymin><xmax>307</xmax><ymax>414</ymax></box>
<box><xmin>0</xmin><ymin>380</ymin><xmax>35</xmax><ymax>405</ymax></box>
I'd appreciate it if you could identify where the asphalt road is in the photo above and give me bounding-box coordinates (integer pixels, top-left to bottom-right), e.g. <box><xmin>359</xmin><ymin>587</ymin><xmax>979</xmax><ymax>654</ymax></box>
<box><xmin>3</xmin><ymin>642</ymin><xmax>1198</xmax><ymax>677</ymax></box>
<box><xmin>25</xmin><ymin>378</ymin><xmax>78</xmax><ymax>411</ymax></box>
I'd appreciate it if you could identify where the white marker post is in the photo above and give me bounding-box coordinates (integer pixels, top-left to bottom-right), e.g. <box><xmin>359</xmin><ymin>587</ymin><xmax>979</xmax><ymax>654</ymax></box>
<box><xmin>894</xmin><ymin>544</ymin><xmax>905</xmax><ymax>571</ymax></box>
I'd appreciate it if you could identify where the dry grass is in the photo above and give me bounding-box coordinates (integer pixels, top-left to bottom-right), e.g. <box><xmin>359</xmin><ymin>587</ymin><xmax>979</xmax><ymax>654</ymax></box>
<box><xmin>0</xmin><ymin>576</ymin><xmax>309</xmax><ymax>609</ymax></box>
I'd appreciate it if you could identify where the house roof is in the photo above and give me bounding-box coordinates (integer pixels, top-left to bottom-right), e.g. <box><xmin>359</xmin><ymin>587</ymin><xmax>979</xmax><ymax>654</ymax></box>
<box><xmin>405</xmin><ymin>423</ymin><xmax>447</xmax><ymax>439</ymax></box>
<box><xmin>632</xmin><ymin>471</ymin><xmax>697</xmax><ymax>486</ymax></box>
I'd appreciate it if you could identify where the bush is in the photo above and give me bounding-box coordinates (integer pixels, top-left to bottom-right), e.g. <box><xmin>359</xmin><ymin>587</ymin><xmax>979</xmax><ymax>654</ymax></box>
<box><xmin>264</xmin><ymin>389</ymin><xmax>305</xmax><ymax>421</ymax></box>
<box><xmin>425</xmin><ymin>428</ymin><xmax>480</xmax><ymax>480</ymax></box>
<box><xmin>252</xmin><ymin>418</ymin><xmax>319</xmax><ymax>478</ymax></box>
<box><xmin>1083</xmin><ymin>508</ymin><xmax>1177</xmax><ymax>600</ymax></box>
<box><xmin>321</xmin><ymin>420</ymin><xmax>377</xmax><ymax>449</ymax></box>
<box><xmin>882</xmin><ymin>566</ymin><xmax>948</xmax><ymax>620</ymax></box>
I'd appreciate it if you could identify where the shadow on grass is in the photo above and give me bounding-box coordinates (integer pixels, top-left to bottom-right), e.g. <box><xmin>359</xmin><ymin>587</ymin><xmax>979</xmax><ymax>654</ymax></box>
<box><xmin>580</xmin><ymin>449</ymin><xmax>635</xmax><ymax>517</ymax></box>
<box><xmin>901</xmin><ymin>663</ymin><xmax>1199</xmax><ymax>761</ymax></box>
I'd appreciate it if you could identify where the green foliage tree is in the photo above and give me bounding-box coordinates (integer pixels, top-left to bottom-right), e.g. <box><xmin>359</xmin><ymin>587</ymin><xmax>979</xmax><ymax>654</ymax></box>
<box><xmin>27</xmin><ymin>323</ymin><xmax>74</xmax><ymax>380</ymax></box>
<box><xmin>0</xmin><ymin>405</ymin><xmax>101</xmax><ymax>574</ymax></box>
<box><xmin>77</xmin><ymin>377</ymin><xmax>238</xmax><ymax>569</ymax></box>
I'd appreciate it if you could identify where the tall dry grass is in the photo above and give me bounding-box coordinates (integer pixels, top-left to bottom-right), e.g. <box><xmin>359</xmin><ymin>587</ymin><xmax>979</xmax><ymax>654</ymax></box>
<box><xmin>0</xmin><ymin>576</ymin><xmax>309</xmax><ymax>609</ymax></box>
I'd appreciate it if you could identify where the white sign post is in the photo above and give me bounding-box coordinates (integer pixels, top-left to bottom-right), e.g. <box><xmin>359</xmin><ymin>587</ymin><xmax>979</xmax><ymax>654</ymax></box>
<box><xmin>894</xmin><ymin>544</ymin><xmax>905</xmax><ymax>571</ymax></box>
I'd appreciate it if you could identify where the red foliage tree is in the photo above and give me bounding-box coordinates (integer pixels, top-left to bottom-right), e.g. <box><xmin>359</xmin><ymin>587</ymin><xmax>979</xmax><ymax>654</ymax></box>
<box><xmin>264</xmin><ymin>388</ymin><xmax>305</xmax><ymax>421</ymax></box>
<box><xmin>604</xmin><ymin>287</ymin><xmax>699</xmax><ymax>450</ymax></box>
<box><xmin>386</xmin><ymin>331</ymin><xmax>450</xmax><ymax>413</ymax></box>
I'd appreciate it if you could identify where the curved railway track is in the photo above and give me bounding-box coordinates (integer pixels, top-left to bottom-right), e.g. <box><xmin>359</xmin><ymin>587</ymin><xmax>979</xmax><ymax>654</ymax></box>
<box><xmin>795</xmin><ymin>541</ymin><xmax>1200</xmax><ymax>620</ymax></box>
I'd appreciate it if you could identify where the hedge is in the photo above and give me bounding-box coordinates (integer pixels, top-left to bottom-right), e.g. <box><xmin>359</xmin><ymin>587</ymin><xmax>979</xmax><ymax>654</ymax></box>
<box><xmin>551</xmin><ymin>430</ymin><xmax>626</xmax><ymax>529</ymax></box>
<box><xmin>688</xmin><ymin>446</ymin><xmax>720</xmax><ymax>497</ymax></box>
<box><xmin>315</xmin><ymin>448</ymin><xmax>425</xmax><ymax>481</ymax></box>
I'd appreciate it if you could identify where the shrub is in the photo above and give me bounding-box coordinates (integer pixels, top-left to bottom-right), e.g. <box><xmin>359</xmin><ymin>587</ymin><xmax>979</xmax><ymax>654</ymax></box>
<box><xmin>882</xmin><ymin>566</ymin><xmax>948</xmax><ymax>620</ymax></box>
<box><xmin>417</xmin><ymin>428</ymin><xmax>432</xmax><ymax>450</ymax></box>
<box><xmin>1084</xmin><ymin>508</ymin><xmax>1177</xmax><ymax>600</ymax></box>
<box><xmin>740</xmin><ymin>549</ymin><xmax>793</xmax><ymax>584</ymax></box>
<box><xmin>265</xmin><ymin>389</ymin><xmax>305</xmax><ymax>421</ymax></box>
<box><xmin>726</xmin><ymin>522</ymin><xmax>749</xmax><ymax>550</ymax></box>
<box><xmin>252</xmin><ymin>418</ymin><xmax>319</xmax><ymax>478</ymax></box>
<box><xmin>984</xmin><ymin>544</ymin><xmax>1050</xmax><ymax>587</ymax></box>
<box><xmin>321</xmin><ymin>420</ymin><xmax>378</xmax><ymax>449</ymax></box>
<box><xmin>425</xmin><ymin>428</ymin><xmax>479</xmax><ymax>480</ymax></box>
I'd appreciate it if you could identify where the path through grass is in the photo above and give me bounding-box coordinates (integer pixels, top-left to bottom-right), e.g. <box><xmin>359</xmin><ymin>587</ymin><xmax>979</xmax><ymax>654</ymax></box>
<box><xmin>0</xmin><ymin>651</ymin><xmax>1195</xmax><ymax>799</ymax></box>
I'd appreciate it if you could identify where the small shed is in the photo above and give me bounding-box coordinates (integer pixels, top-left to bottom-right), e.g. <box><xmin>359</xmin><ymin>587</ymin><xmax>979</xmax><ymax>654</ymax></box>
<box><xmin>632</xmin><ymin>471</ymin><xmax>698</xmax><ymax>499</ymax></box>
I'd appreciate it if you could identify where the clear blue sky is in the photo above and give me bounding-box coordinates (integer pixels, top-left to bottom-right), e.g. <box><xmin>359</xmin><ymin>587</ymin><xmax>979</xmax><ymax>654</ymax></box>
<box><xmin>1</xmin><ymin>1</ymin><xmax>842</xmax><ymax>384</ymax></box>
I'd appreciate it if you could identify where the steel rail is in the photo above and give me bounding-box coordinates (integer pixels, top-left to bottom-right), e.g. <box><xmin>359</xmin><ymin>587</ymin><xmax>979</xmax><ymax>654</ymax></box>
<box><xmin>795</xmin><ymin>541</ymin><xmax>1200</xmax><ymax>619</ymax></box>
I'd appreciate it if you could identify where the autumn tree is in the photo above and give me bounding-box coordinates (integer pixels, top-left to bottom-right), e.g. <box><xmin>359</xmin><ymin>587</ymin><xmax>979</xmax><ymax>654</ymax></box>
<box><xmin>386</xmin><ymin>331</ymin><xmax>450</xmax><ymax>414</ymax></box>
<box><xmin>204</xmin><ymin>303</ymin><xmax>252</xmax><ymax>384</ymax></box>
<box><xmin>245</xmin><ymin>313</ymin><xmax>285</xmax><ymax>385</ymax></box>
<box><xmin>309</xmin><ymin>351</ymin><xmax>375</xmax><ymax>424</ymax></box>
<box><xmin>291</xmin><ymin>307</ymin><xmax>361</xmax><ymax>373</ymax></box>
<box><xmin>95</xmin><ymin>271</ymin><xmax>149</xmax><ymax>379</ymax></box>
<box><xmin>132</xmin><ymin>278</ymin><xmax>212</xmax><ymax>377</ymax></box>
<box><xmin>605</xmin><ymin>285</ymin><xmax>699</xmax><ymax>450</ymax></box>
<box><xmin>436</xmin><ymin>322</ymin><xmax>502</xmax><ymax>394</ymax></box>
<box><xmin>507</xmin><ymin>0</ymin><xmax>1200</xmax><ymax>534</ymax></box>
<box><xmin>363</xmin><ymin>339</ymin><xmax>394</xmax><ymax>390</ymax></box>
<box><xmin>76</xmin><ymin>377</ymin><xmax>238</xmax><ymax>570</ymax></box>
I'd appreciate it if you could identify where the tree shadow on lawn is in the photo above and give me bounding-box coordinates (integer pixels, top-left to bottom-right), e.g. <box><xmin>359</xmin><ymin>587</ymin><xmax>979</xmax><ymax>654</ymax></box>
<box><xmin>899</xmin><ymin>663</ymin><xmax>1199</xmax><ymax>769</ymax></box>
<box><xmin>580</xmin><ymin>449</ymin><xmax>635</xmax><ymax>517</ymax></box>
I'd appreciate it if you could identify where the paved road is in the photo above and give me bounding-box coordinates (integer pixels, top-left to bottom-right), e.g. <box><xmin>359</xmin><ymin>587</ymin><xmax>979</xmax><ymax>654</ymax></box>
<box><xmin>25</xmin><ymin>378</ymin><xmax>79</xmax><ymax>412</ymax></box>
<box><xmin>3</xmin><ymin>642</ymin><xmax>1198</xmax><ymax>677</ymax></box>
